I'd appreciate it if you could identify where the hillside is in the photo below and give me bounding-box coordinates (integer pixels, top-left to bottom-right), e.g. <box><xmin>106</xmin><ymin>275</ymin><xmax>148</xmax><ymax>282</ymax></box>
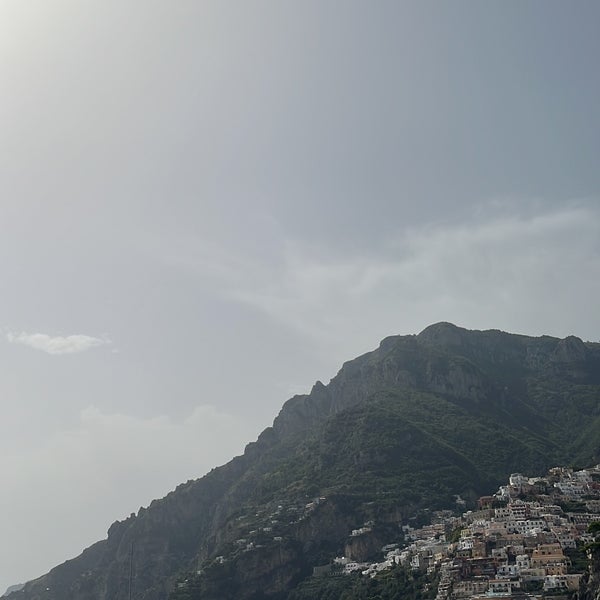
<box><xmin>10</xmin><ymin>323</ymin><xmax>600</xmax><ymax>600</ymax></box>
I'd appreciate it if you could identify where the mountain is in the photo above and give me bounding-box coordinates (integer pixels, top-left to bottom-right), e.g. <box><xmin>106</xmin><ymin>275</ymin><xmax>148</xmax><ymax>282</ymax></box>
<box><xmin>11</xmin><ymin>323</ymin><xmax>600</xmax><ymax>600</ymax></box>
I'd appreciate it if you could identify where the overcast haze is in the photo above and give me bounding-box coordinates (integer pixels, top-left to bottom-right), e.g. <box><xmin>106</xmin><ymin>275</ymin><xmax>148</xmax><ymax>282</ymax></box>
<box><xmin>1</xmin><ymin>1</ymin><xmax>599</xmax><ymax>593</ymax></box>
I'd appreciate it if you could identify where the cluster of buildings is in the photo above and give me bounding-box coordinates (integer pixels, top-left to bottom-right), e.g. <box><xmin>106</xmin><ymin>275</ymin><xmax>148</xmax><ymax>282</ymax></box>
<box><xmin>332</xmin><ymin>465</ymin><xmax>600</xmax><ymax>599</ymax></box>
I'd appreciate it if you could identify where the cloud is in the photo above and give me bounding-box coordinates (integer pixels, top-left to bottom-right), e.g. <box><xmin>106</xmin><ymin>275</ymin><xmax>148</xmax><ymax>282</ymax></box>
<box><xmin>6</xmin><ymin>332</ymin><xmax>109</xmax><ymax>355</ymax></box>
<box><xmin>224</xmin><ymin>203</ymin><xmax>600</xmax><ymax>356</ymax></box>
<box><xmin>136</xmin><ymin>200</ymin><xmax>600</xmax><ymax>364</ymax></box>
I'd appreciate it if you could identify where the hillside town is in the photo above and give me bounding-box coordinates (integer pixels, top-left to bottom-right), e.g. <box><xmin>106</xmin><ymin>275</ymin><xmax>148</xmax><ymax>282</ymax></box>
<box><xmin>331</xmin><ymin>466</ymin><xmax>600</xmax><ymax>599</ymax></box>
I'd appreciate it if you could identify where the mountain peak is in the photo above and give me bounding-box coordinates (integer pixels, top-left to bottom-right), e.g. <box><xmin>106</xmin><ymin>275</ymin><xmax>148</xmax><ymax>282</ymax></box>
<box><xmin>552</xmin><ymin>335</ymin><xmax>588</xmax><ymax>362</ymax></box>
<box><xmin>418</xmin><ymin>321</ymin><xmax>467</xmax><ymax>345</ymax></box>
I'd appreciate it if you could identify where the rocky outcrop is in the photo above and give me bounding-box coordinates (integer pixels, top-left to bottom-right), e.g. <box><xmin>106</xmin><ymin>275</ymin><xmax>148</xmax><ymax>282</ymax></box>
<box><xmin>273</xmin><ymin>322</ymin><xmax>600</xmax><ymax>438</ymax></box>
<box><xmin>578</xmin><ymin>546</ymin><xmax>600</xmax><ymax>600</ymax></box>
<box><xmin>344</xmin><ymin>531</ymin><xmax>386</xmax><ymax>562</ymax></box>
<box><xmin>2</xmin><ymin>585</ymin><xmax>24</xmax><ymax>597</ymax></box>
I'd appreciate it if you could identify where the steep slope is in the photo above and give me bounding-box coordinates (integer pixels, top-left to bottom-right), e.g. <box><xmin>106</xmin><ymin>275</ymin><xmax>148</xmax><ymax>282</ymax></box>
<box><xmin>12</xmin><ymin>323</ymin><xmax>600</xmax><ymax>600</ymax></box>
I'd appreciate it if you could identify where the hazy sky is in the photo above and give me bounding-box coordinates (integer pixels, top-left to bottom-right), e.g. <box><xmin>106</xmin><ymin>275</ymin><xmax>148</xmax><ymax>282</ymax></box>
<box><xmin>1</xmin><ymin>1</ymin><xmax>599</xmax><ymax>593</ymax></box>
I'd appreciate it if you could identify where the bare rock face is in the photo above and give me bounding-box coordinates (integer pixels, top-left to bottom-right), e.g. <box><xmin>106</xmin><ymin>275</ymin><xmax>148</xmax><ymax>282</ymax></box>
<box><xmin>271</xmin><ymin>381</ymin><xmax>332</xmax><ymax>438</ymax></box>
<box><xmin>578</xmin><ymin>546</ymin><xmax>600</xmax><ymax>600</ymax></box>
<box><xmin>552</xmin><ymin>335</ymin><xmax>589</xmax><ymax>363</ymax></box>
<box><xmin>418</xmin><ymin>321</ymin><xmax>467</xmax><ymax>348</ymax></box>
<box><xmin>344</xmin><ymin>531</ymin><xmax>386</xmax><ymax>562</ymax></box>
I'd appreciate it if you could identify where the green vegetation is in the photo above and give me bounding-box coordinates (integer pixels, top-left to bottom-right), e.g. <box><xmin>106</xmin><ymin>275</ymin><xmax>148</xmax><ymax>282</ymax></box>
<box><xmin>558</xmin><ymin>500</ymin><xmax>589</xmax><ymax>513</ymax></box>
<box><xmin>287</xmin><ymin>564</ymin><xmax>438</xmax><ymax>600</ymax></box>
<box><xmin>566</xmin><ymin>546</ymin><xmax>589</xmax><ymax>573</ymax></box>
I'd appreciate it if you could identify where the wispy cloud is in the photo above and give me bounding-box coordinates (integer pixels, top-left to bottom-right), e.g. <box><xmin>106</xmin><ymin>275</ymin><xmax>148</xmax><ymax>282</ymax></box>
<box><xmin>6</xmin><ymin>332</ymin><xmax>109</xmax><ymax>355</ymax></box>
<box><xmin>224</xmin><ymin>203</ymin><xmax>600</xmax><ymax>352</ymax></box>
<box><xmin>136</xmin><ymin>200</ymin><xmax>600</xmax><ymax>359</ymax></box>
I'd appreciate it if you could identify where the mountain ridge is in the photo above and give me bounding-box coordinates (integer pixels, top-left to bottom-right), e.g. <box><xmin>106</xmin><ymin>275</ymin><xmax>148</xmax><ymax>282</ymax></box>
<box><xmin>11</xmin><ymin>323</ymin><xmax>600</xmax><ymax>600</ymax></box>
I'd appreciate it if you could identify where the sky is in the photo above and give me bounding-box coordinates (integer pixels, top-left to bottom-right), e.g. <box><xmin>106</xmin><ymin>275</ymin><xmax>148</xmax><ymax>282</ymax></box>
<box><xmin>1</xmin><ymin>0</ymin><xmax>599</xmax><ymax>593</ymax></box>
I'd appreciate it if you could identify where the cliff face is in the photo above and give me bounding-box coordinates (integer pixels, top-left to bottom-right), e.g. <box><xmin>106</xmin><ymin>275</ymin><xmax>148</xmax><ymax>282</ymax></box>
<box><xmin>274</xmin><ymin>322</ymin><xmax>600</xmax><ymax>442</ymax></box>
<box><xmin>12</xmin><ymin>323</ymin><xmax>600</xmax><ymax>600</ymax></box>
<box><xmin>578</xmin><ymin>546</ymin><xmax>600</xmax><ymax>600</ymax></box>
